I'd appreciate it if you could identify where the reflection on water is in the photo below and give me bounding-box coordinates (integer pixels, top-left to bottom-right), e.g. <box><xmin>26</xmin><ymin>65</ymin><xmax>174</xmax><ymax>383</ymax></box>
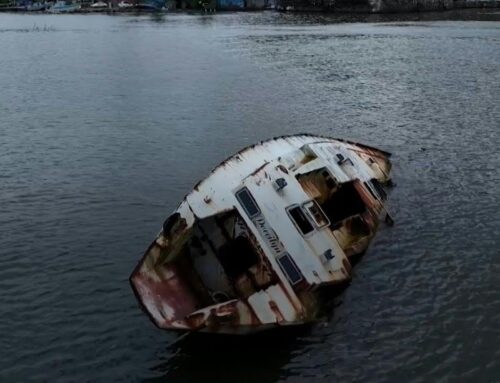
<box><xmin>148</xmin><ymin>329</ymin><xmax>312</xmax><ymax>383</ymax></box>
<box><xmin>149</xmin><ymin>285</ymin><xmax>349</xmax><ymax>382</ymax></box>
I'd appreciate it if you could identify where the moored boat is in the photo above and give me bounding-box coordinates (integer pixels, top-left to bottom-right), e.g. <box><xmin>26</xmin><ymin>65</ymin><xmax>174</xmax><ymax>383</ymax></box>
<box><xmin>130</xmin><ymin>134</ymin><xmax>393</xmax><ymax>335</ymax></box>
<box><xmin>48</xmin><ymin>0</ymin><xmax>80</xmax><ymax>12</ymax></box>
<box><xmin>135</xmin><ymin>0</ymin><xmax>165</xmax><ymax>9</ymax></box>
<box><xmin>90</xmin><ymin>1</ymin><xmax>107</xmax><ymax>7</ymax></box>
<box><xmin>117</xmin><ymin>0</ymin><xmax>133</xmax><ymax>7</ymax></box>
<box><xmin>26</xmin><ymin>2</ymin><xmax>48</xmax><ymax>11</ymax></box>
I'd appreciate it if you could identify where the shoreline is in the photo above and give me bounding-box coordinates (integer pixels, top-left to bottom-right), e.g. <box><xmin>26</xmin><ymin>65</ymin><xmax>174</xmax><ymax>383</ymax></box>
<box><xmin>0</xmin><ymin>1</ymin><xmax>499</xmax><ymax>13</ymax></box>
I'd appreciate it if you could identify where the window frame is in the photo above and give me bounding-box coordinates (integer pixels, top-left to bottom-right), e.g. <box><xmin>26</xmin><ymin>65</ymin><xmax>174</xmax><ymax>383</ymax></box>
<box><xmin>287</xmin><ymin>200</ymin><xmax>330</xmax><ymax>237</ymax></box>
<box><xmin>302</xmin><ymin>200</ymin><xmax>330</xmax><ymax>229</ymax></box>
<box><xmin>277</xmin><ymin>253</ymin><xmax>303</xmax><ymax>285</ymax></box>
<box><xmin>286</xmin><ymin>204</ymin><xmax>315</xmax><ymax>236</ymax></box>
<box><xmin>235</xmin><ymin>187</ymin><xmax>261</xmax><ymax>219</ymax></box>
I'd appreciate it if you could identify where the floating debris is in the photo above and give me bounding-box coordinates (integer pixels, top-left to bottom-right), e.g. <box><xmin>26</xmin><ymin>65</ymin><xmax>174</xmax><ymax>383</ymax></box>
<box><xmin>130</xmin><ymin>134</ymin><xmax>393</xmax><ymax>334</ymax></box>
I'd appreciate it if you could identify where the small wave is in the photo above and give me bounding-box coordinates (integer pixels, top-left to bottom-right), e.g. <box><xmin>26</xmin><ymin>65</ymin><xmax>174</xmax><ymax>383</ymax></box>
<box><xmin>0</xmin><ymin>24</ymin><xmax>56</xmax><ymax>33</ymax></box>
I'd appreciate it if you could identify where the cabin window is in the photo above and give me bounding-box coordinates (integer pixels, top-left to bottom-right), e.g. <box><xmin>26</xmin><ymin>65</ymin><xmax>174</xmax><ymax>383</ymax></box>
<box><xmin>277</xmin><ymin>253</ymin><xmax>303</xmax><ymax>285</ymax></box>
<box><xmin>287</xmin><ymin>205</ymin><xmax>314</xmax><ymax>235</ymax></box>
<box><xmin>364</xmin><ymin>179</ymin><xmax>387</xmax><ymax>201</ymax></box>
<box><xmin>236</xmin><ymin>188</ymin><xmax>260</xmax><ymax>218</ymax></box>
<box><xmin>322</xmin><ymin>169</ymin><xmax>337</xmax><ymax>190</ymax></box>
<box><xmin>303</xmin><ymin>201</ymin><xmax>329</xmax><ymax>228</ymax></box>
<box><xmin>364</xmin><ymin>181</ymin><xmax>379</xmax><ymax>201</ymax></box>
<box><xmin>370</xmin><ymin>179</ymin><xmax>387</xmax><ymax>201</ymax></box>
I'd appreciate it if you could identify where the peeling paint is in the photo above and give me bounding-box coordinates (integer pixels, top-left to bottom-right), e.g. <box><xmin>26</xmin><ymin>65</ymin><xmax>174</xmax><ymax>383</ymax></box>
<box><xmin>130</xmin><ymin>134</ymin><xmax>392</xmax><ymax>334</ymax></box>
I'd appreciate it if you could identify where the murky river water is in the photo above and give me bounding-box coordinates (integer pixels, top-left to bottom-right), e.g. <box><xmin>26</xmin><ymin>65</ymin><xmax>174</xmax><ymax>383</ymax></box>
<box><xmin>1</xmin><ymin>10</ymin><xmax>499</xmax><ymax>382</ymax></box>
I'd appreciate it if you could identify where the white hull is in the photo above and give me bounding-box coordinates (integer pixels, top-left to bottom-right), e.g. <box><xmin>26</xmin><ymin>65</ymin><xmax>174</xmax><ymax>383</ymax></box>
<box><xmin>131</xmin><ymin>134</ymin><xmax>393</xmax><ymax>334</ymax></box>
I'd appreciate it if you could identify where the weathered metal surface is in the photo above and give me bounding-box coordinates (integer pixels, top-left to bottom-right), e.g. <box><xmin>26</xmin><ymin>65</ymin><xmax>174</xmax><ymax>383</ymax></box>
<box><xmin>130</xmin><ymin>134</ymin><xmax>392</xmax><ymax>334</ymax></box>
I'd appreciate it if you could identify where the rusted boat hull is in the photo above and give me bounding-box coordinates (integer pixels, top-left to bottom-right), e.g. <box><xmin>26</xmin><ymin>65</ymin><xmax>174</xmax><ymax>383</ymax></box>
<box><xmin>131</xmin><ymin>134</ymin><xmax>392</xmax><ymax>334</ymax></box>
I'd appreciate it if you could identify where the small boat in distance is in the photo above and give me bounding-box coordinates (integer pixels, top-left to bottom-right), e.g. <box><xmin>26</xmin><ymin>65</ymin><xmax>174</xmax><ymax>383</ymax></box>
<box><xmin>135</xmin><ymin>0</ymin><xmax>165</xmax><ymax>10</ymax></box>
<box><xmin>48</xmin><ymin>0</ymin><xmax>80</xmax><ymax>12</ymax></box>
<box><xmin>130</xmin><ymin>134</ymin><xmax>393</xmax><ymax>335</ymax></box>
<box><xmin>117</xmin><ymin>0</ymin><xmax>134</xmax><ymax>7</ymax></box>
<box><xmin>90</xmin><ymin>1</ymin><xmax>108</xmax><ymax>7</ymax></box>
<box><xmin>26</xmin><ymin>2</ymin><xmax>48</xmax><ymax>11</ymax></box>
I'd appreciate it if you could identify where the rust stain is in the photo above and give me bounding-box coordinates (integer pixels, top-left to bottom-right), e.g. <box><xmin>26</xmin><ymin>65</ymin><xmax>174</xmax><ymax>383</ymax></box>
<box><xmin>130</xmin><ymin>133</ymin><xmax>393</xmax><ymax>334</ymax></box>
<box><xmin>269</xmin><ymin>300</ymin><xmax>285</xmax><ymax>323</ymax></box>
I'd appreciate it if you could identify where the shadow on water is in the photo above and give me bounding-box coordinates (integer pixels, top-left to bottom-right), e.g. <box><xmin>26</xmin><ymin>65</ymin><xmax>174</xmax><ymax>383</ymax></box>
<box><xmin>145</xmin><ymin>326</ymin><xmax>315</xmax><ymax>383</ymax></box>
<box><xmin>144</xmin><ymin>279</ymin><xmax>354</xmax><ymax>383</ymax></box>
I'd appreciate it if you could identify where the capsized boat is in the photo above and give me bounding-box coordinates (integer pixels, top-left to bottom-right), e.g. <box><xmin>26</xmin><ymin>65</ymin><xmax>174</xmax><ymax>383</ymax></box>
<box><xmin>130</xmin><ymin>134</ymin><xmax>393</xmax><ymax>334</ymax></box>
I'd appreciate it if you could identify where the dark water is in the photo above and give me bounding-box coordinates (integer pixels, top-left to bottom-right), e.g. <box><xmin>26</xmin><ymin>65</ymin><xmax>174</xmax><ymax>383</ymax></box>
<box><xmin>1</xmin><ymin>10</ymin><xmax>499</xmax><ymax>382</ymax></box>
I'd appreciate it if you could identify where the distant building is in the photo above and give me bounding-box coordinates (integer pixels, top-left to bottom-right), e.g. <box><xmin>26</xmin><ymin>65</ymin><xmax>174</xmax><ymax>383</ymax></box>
<box><xmin>217</xmin><ymin>0</ymin><xmax>243</xmax><ymax>8</ymax></box>
<box><xmin>170</xmin><ymin>0</ymin><xmax>266</xmax><ymax>9</ymax></box>
<box><xmin>275</xmin><ymin>0</ymin><xmax>499</xmax><ymax>11</ymax></box>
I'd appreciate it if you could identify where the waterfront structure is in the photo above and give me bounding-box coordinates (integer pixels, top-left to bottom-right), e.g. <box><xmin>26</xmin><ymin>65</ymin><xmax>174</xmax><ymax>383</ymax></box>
<box><xmin>48</xmin><ymin>0</ymin><xmax>80</xmax><ymax>12</ymax></box>
<box><xmin>275</xmin><ymin>0</ymin><xmax>500</xmax><ymax>12</ymax></box>
<box><xmin>2</xmin><ymin>0</ymin><xmax>497</xmax><ymax>11</ymax></box>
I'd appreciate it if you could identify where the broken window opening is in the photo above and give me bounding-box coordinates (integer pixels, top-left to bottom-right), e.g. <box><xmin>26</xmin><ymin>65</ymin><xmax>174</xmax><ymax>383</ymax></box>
<box><xmin>217</xmin><ymin>235</ymin><xmax>260</xmax><ymax>279</ymax></box>
<box><xmin>322</xmin><ymin>170</ymin><xmax>337</xmax><ymax>190</ymax></box>
<box><xmin>296</xmin><ymin>168</ymin><xmax>378</xmax><ymax>256</ymax></box>
<box><xmin>370</xmin><ymin>179</ymin><xmax>387</xmax><ymax>201</ymax></box>
<box><xmin>287</xmin><ymin>205</ymin><xmax>314</xmax><ymax>235</ymax></box>
<box><xmin>321</xmin><ymin>181</ymin><xmax>366</xmax><ymax>228</ymax></box>
<box><xmin>296</xmin><ymin>167</ymin><xmax>339</xmax><ymax>205</ymax></box>
<box><xmin>364</xmin><ymin>181</ymin><xmax>379</xmax><ymax>201</ymax></box>
<box><xmin>303</xmin><ymin>200</ymin><xmax>329</xmax><ymax>228</ymax></box>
